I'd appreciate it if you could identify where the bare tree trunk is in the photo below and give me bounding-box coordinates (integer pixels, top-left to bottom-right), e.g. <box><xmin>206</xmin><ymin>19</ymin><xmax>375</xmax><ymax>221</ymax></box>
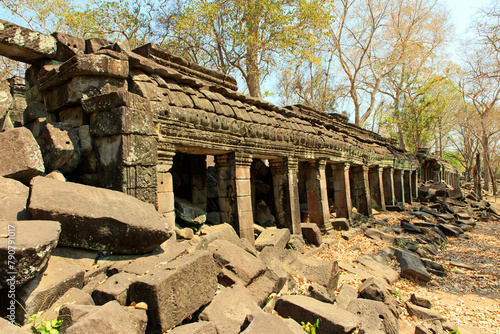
<box><xmin>482</xmin><ymin>128</ymin><xmax>490</xmax><ymax>192</ymax></box>
<box><xmin>245</xmin><ymin>45</ymin><xmax>261</xmax><ymax>98</ymax></box>
<box><xmin>474</xmin><ymin>153</ymin><xmax>483</xmax><ymax>200</ymax></box>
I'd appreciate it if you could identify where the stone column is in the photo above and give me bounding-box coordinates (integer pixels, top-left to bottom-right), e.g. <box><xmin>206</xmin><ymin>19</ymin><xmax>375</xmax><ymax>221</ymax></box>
<box><xmin>383</xmin><ymin>167</ymin><xmax>395</xmax><ymax>206</ymax></box>
<box><xmin>351</xmin><ymin>166</ymin><xmax>372</xmax><ymax>216</ymax></box>
<box><xmin>270</xmin><ymin>157</ymin><xmax>301</xmax><ymax>234</ymax></box>
<box><xmin>305</xmin><ymin>160</ymin><xmax>333</xmax><ymax>232</ymax></box>
<box><xmin>412</xmin><ymin>170</ymin><xmax>418</xmax><ymax>198</ymax></box>
<box><xmin>190</xmin><ymin>155</ymin><xmax>207</xmax><ymax>211</ymax></box>
<box><xmin>332</xmin><ymin>163</ymin><xmax>352</xmax><ymax>221</ymax></box>
<box><xmin>369</xmin><ymin>166</ymin><xmax>386</xmax><ymax>211</ymax></box>
<box><xmin>215</xmin><ymin>152</ymin><xmax>255</xmax><ymax>244</ymax></box>
<box><xmin>404</xmin><ymin>170</ymin><xmax>412</xmax><ymax>204</ymax></box>
<box><xmin>394</xmin><ymin>169</ymin><xmax>405</xmax><ymax>205</ymax></box>
<box><xmin>157</xmin><ymin>144</ymin><xmax>176</xmax><ymax>231</ymax></box>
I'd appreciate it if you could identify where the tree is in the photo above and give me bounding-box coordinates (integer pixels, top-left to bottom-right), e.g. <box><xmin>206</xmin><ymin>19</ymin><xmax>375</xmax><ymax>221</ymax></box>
<box><xmin>164</xmin><ymin>0</ymin><xmax>332</xmax><ymax>98</ymax></box>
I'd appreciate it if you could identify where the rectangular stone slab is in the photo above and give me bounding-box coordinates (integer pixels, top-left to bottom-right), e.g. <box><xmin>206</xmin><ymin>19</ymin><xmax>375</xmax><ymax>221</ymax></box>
<box><xmin>0</xmin><ymin>20</ymin><xmax>56</xmax><ymax>63</ymax></box>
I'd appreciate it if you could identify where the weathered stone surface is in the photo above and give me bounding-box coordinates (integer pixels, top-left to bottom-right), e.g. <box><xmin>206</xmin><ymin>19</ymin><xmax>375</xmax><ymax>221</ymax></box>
<box><xmin>129</xmin><ymin>251</ymin><xmax>217</xmax><ymax>333</ymax></box>
<box><xmin>406</xmin><ymin>301</ymin><xmax>444</xmax><ymax>321</ymax></box>
<box><xmin>199</xmin><ymin>284</ymin><xmax>263</xmax><ymax>334</ymax></box>
<box><xmin>240</xmin><ymin>312</ymin><xmax>295</xmax><ymax>334</ymax></box>
<box><xmin>275</xmin><ymin>295</ymin><xmax>361</xmax><ymax>334</ymax></box>
<box><xmin>347</xmin><ymin>299</ymin><xmax>399</xmax><ymax>334</ymax></box>
<box><xmin>393</xmin><ymin>248</ymin><xmax>431</xmax><ymax>282</ymax></box>
<box><xmin>175</xmin><ymin>197</ymin><xmax>207</xmax><ymax>225</ymax></box>
<box><xmin>332</xmin><ymin>218</ymin><xmax>350</xmax><ymax>231</ymax></box>
<box><xmin>0</xmin><ymin>177</ymin><xmax>29</xmax><ymax>221</ymax></box>
<box><xmin>255</xmin><ymin>228</ymin><xmax>291</xmax><ymax>251</ymax></box>
<box><xmin>254</xmin><ymin>199</ymin><xmax>276</xmax><ymax>227</ymax></box>
<box><xmin>37</xmin><ymin>123</ymin><xmax>81</xmax><ymax>173</ymax></box>
<box><xmin>0</xmin><ymin>127</ymin><xmax>44</xmax><ymax>183</ymax></box>
<box><xmin>301</xmin><ymin>223</ymin><xmax>323</xmax><ymax>246</ymax></box>
<box><xmin>42</xmin><ymin>287</ymin><xmax>94</xmax><ymax>322</ymax></box>
<box><xmin>288</xmin><ymin>255</ymin><xmax>340</xmax><ymax>293</ymax></box>
<box><xmin>200</xmin><ymin>223</ymin><xmax>241</xmax><ymax>246</ymax></box>
<box><xmin>82</xmin><ymin>90</ymin><xmax>150</xmax><ymax>114</ymax></box>
<box><xmin>52</xmin><ymin>31</ymin><xmax>85</xmax><ymax>62</ymax></box>
<box><xmin>28</xmin><ymin>176</ymin><xmax>171</xmax><ymax>254</ymax></box>
<box><xmin>91</xmin><ymin>272</ymin><xmax>138</xmax><ymax>305</ymax></box>
<box><xmin>354</xmin><ymin>255</ymin><xmax>400</xmax><ymax>284</ymax></box>
<box><xmin>307</xmin><ymin>283</ymin><xmax>334</xmax><ymax>303</ymax></box>
<box><xmin>288</xmin><ymin>234</ymin><xmax>306</xmax><ymax>253</ymax></box>
<box><xmin>169</xmin><ymin>322</ymin><xmax>218</xmax><ymax>334</ymax></box>
<box><xmin>358</xmin><ymin>277</ymin><xmax>399</xmax><ymax>318</ymax></box>
<box><xmin>0</xmin><ymin>80</ymin><xmax>12</xmax><ymax>119</ymax></box>
<box><xmin>438</xmin><ymin>223</ymin><xmax>463</xmax><ymax>237</ymax></box>
<box><xmin>401</xmin><ymin>220</ymin><xmax>422</xmax><ymax>233</ymax></box>
<box><xmin>246</xmin><ymin>271</ymin><xmax>279</xmax><ymax>306</ymax></box>
<box><xmin>90</xmin><ymin>106</ymin><xmax>154</xmax><ymax>136</ymax></box>
<box><xmin>208</xmin><ymin>239</ymin><xmax>266</xmax><ymax>286</ymax></box>
<box><xmin>0</xmin><ymin>19</ymin><xmax>57</xmax><ymax>63</ymax></box>
<box><xmin>364</xmin><ymin>228</ymin><xmax>396</xmax><ymax>244</ymax></box>
<box><xmin>410</xmin><ymin>293</ymin><xmax>432</xmax><ymax>309</ymax></box>
<box><xmin>0</xmin><ymin>221</ymin><xmax>60</xmax><ymax>289</ymax></box>
<box><xmin>61</xmin><ymin>301</ymin><xmax>147</xmax><ymax>334</ymax></box>
<box><xmin>341</xmin><ymin>227</ymin><xmax>363</xmax><ymax>240</ymax></box>
<box><xmin>16</xmin><ymin>258</ymin><xmax>84</xmax><ymax>323</ymax></box>
<box><xmin>335</xmin><ymin>284</ymin><xmax>358</xmax><ymax>310</ymax></box>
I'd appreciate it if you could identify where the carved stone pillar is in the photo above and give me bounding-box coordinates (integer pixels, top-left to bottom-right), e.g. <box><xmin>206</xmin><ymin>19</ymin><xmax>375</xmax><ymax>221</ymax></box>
<box><xmin>270</xmin><ymin>157</ymin><xmax>301</xmax><ymax>234</ymax></box>
<box><xmin>332</xmin><ymin>163</ymin><xmax>352</xmax><ymax>221</ymax></box>
<box><xmin>369</xmin><ymin>166</ymin><xmax>386</xmax><ymax>211</ymax></box>
<box><xmin>412</xmin><ymin>170</ymin><xmax>418</xmax><ymax>198</ymax></box>
<box><xmin>383</xmin><ymin>167</ymin><xmax>395</xmax><ymax>206</ymax></box>
<box><xmin>215</xmin><ymin>152</ymin><xmax>255</xmax><ymax>244</ymax></box>
<box><xmin>157</xmin><ymin>144</ymin><xmax>176</xmax><ymax>232</ymax></box>
<box><xmin>305</xmin><ymin>160</ymin><xmax>333</xmax><ymax>232</ymax></box>
<box><xmin>394</xmin><ymin>169</ymin><xmax>405</xmax><ymax>205</ymax></box>
<box><xmin>190</xmin><ymin>155</ymin><xmax>207</xmax><ymax>211</ymax></box>
<box><xmin>351</xmin><ymin>166</ymin><xmax>372</xmax><ymax>216</ymax></box>
<box><xmin>404</xmin><ymin>170</ymin><xmax>412</xmax><ymax>204</ymax></box>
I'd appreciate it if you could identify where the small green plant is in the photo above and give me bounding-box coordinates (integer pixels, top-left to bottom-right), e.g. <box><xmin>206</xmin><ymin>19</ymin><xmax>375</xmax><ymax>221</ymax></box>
<box><xmin>392</xmin><ymin>290</ymin><xmax>402</xmax><ymax>298</ymax></box>
<box><xmin>440</xmin><ymin>241</ymin><xmax>448</xmax><ymax>251</ymax></box>
<box><xmin>448</xmin><ymin>330</ymin><xmax>461</xmax><ymax>334</ymax></box>
<box><xmin>396</xmin><ymin>241</ymin><xmax>407</xmax><ymax>249</ymax></box>
<box><xmin>28</xmin><ymin>312</ymin><xmax>63</xmax><ymax>334</ymax></box>
<box><xmin>301</xmin><ymin>319</ymin><xmax>320</xmax><ymax>334</ymax></box>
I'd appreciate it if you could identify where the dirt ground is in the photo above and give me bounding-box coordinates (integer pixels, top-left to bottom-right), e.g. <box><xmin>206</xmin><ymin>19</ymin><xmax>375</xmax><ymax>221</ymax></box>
<box><xmin>307</xmin><ymin>199</ymin><xmax>500</xmax><ymax>333</ymax></box>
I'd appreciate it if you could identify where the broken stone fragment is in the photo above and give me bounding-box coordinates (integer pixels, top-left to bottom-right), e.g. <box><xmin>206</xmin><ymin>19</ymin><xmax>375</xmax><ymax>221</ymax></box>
<box><xmin>175</xmin><ymin>197</ymin><xmax>207</xmax><ymax>226</ymax></box>
<box><xmin>0</xmin><ymin>220</ymin><xmax>60</xmax><ymax>288</ymax></box>
<box><xmin>51</xmin><ymin>31</ymin><xmax>85</xmax><ymax>62</ymax></box>
<box><xmin>27</xmin><ymin>176</ymin><xmax>171</xmax><ymax>253</ymax></box>
<box><xmin>37</xmin><ymin>123</ymin><xmax>81</xmax><ymax>174</ymax></box>
<box><xmin>0</xmin><ymin>177</ymin><xmax>29</xmax><ymax>221</ymax></box>
<box><xmin>0</xmin><ymin>127</ymin><xmax>44</xmax><ymax>184</ymax></box>
<box><xmin>347</xmin><ymin>298</ymin><xmax>399</xmax><ymax>334</ymax></box>
<box><xmin>255</xmin><ymin>228</ymin><xmax>291</xmax><ymax>251</ymax></box>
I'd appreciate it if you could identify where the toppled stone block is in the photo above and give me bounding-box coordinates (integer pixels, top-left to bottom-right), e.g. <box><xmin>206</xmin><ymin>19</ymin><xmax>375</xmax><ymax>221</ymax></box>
<box><xmin>405</xmin><ymin>301</ymin><xmax>444</xmax><ymax>321</ymax></box>
<box><xmin>240</xmin><ymin>312</ymin><xmax>295</xmax><ymax>334</ymax></box>
<box><xmin>0</xmin><ymin>127</ymin><xmax>44</xmax><ymax>183</ymax></box>
<box><xmin>410</xmin><ymin>293</ymin><xmax>433</xmax><ymax>309</ymax></box>
<box><xmin>37</xmin><ymin>123</ymin><xmax>81</xmax><ymax>173</ymax></box>
<box><xmin>0</xmin><ymin>317</ymin><xmax>31</xmax><ymax>333</ymax></box>
<box><xmin>331</xmin><ymin>218</ymin><xmax>350</xmax><ymax>231</ymax></box>
<box><xmin>358</xmin><ymin>276</ymin><xmax>399</xmax><ymax>317</ymax></box>
<box><xmin>16</xmin><ymin>258</ymin><xmax>85</xmax><ymax>324</ymax></box>
<box><xmin>208</xmin><ymin>239</ymin><xmax>266</xmax><ymax>286</ymax></box>
<box><xmin>335</xmin><ymin>284</ymin><xmax>357</xmax><ymax>310</ymax></box>
<box><xmin>355</xmin><ymin>255</ymin><xmax>400</xmax><ymax>284</ymax></box>
<box><xmin>255</xmin><ymin>228</ymin><xmax>290</xmax><ymax>251</ymax></box>
<box><xmin>0</xmin><ymin>177</ymin><xmax>29</xmax><ymax>221</ymax></box>
<box><xmin>28</xmin><ymin>176</ymin><xmax>171</xmax><ymax>254</ymax></box>
<box><xmin>288</xmin><ymin>234</ymin><xmax>306</xmax><ymax>253</ymax></box>
<box><xmin>307</xmin><ymin>283</ymin><xmax>334</xmax><ymax>304</ymax></box>
<box><xmin>347</xmin><ymin>299</ymin><xmax>399</xmax><ymax>334</ymax></box>
<box><xmin>60</xmin><ymin>300</ymin><xmax>147</xmax><ymax>334</ymax></box>
<box><xmin>364</xmin><ymin>228</ymin><xmax>396</xmax><ymax>244</ymax></box>
<box><xmin>393</xmin><ymin>248</ymin><xmax>431</xmax><ymax>282</ymax></box>
<box><xmin>438</xmin><ymin>223</ymin><xmax>463</xmax><ymax>237</ymax></box>
<box><xmin>200</xmin><ymin>223</ymin><xmax>241</xmax><ymax>246</ymax></box>
<box><xmin>301</xmin><ymin>223</ymin><xmax>322</xmax><ymax>246</ymax></box>
<box><xmin>52</xmin><ymin>32</ymin><xmax>85</xmax><ymax>62</ymax></box>
<box><xmin>91</xmin><ymin>272</ymin><xmax>138</xmax><ymax>305</ymax></box>
<box><xmin>0</xmin><ymin>19</ymin><xmax>57</xmax><ymax>63</ymax></box>
<box><xmin>199</xmin><ymin>284</ymin><xmax>263</xmax><ymax>334</ymax></box>
<box><xmin>288</xmin><ymin>254</ymin><xmax>339</xmax><ymax>294</ymax></box>
<box><xmin>0</xmin><ymin>220</ymin><xmax>60</xmax><ymax>288</ymax></box>
<box><xmin>129</xmin><ymin>251</ymin><xmax>217</xmax><ymax>333</ymax></box>
<box><xmin>42</xmin><ymin>287</ymin><xmax>94</xmax><ymax>322</ymax></box>
<box><xmin>175</xmin><ymin>197</ymin><xmax>207</xmax><ymax>226</ymax></box>
<box><xmin>275</xmin><ymin>295</ymin><xmax>361</xmax><ymax>334</ymax></box>
<box><xmin>169</xmin><ymin>321</ymin><xmax>218</xmax><ymax>334</ymax></box>
<box><xmin>341</xmin><ymin>227</ymin><xmax>363</xmax><ymax>240</ymax></box>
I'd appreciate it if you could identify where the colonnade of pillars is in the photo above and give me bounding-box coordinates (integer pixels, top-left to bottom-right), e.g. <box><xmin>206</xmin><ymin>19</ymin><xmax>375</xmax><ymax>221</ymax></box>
<box><xmin>156</xmin><ymin>150</ymin><xmax>418</xmax><ymax>245</ymax></box>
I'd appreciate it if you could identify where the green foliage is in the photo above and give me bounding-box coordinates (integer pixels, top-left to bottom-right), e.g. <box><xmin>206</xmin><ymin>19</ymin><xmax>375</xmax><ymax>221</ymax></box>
<box><xmin>392</xmin><ymin>290</ymin><xmax>402</xmax><ymax>298</ymax></box>
<box><xmin>28</xmin><ymin>312</ymin><xmax>63</xmax><ymax>334</ymax></box>
<box><xmin>448</xmin><ymin>330</ymin><xmax>461</xmax><ymax>334</ymax></box>
<box><xmin>301</xmin><ymin>319</ymin><xmax>320</xmax><ymax>334</ymax></box>
<box><xmin>396</xmin><ymin>241</ymin><xmax>407</xmax><ymax>249</ymax></box>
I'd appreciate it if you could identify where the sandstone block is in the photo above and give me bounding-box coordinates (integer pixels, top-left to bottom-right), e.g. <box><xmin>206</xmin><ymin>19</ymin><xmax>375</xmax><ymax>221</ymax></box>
<box><xmin>42</xmin><ymin>287</ymin><xmax>94</xmax><ymax>322</ymax></box>
<box><xmin>275</xmin><ymin>295</ymin><xmax>361</xmax><ymax>334</ymax></box>
<box><xmin>355</xmin><ymin>255</ymin><xmax>400</xmax><ymax>284</ymax></box>
<box><xmin>0</xmin><ymin>19</ymin><xmax>57</xmax><ymax>63</ymax></box>
<box><xmin>240</xmin><ymin>312</ymin><xmax>295</xmax><ymax>334</ymax></box>
<box><xmin>37</xmin><ymin>123</ymin><xmax>81</xmax><ymax>173</ymax></box>
<box><xmin>0</xmin><ymin>220</ymin><xmax>60</xmax><ymax>288</ymax></box>
<box><xmin>335</xmin><ymin>284</ymin><xmax>357</xmax><ymax>310</ymax></box>
<box><xmin>347</xmin><ymin>299</ymin><xmax>399</xmax><ymax>334</ymax></box>
<box><xmin>129</xmin><ymin>251</ymin><xmax>217</xmax><ymax>333</ymax></box>
<box><xmin>82</xmin><ymin>91</ymin><xmax>150</xmax><ymax>114</ymax></box>
<box><xmin>0</xmin><ymin>317</ymin><xmax>31</xmax><ymax>333</ymax></box>
<box><xmin>169</xmin><ymin>322</ymin><xmax>218</xmax><ymax>334</ymax></box>
<box><xmin>28</xmin><ymin>176</ymin><xmax>171</xmax><ymax>253</ymax></box>
<box><xmin>358</xmin><ymin>276</ymin><xmax>399</xmax><ymax>317</ymax></box>
<box><xmin>288</xmin><ymin>254</ymin><xmax>340</xmax><ymax>294</ymax></box>
<box><xmin>301</xmin><ymin>223</ymin><xmax>322</xmax><ymax>246</ymax></box>
<box><xmin>255</xmin><ymin>228</ymin><xmax>291</xmax><ymax>251</ymax></box>
<box><xmin>90</xmin><ymin>106</ymin><xmax>154</xmax><ymax>136</ymax></box>
<box><xmin>91</xmin><ymin>272</ymin><xmax>138</xmax><ymax>305</ymax></box>
<box><xmin>0</xmin><ymin>177</ymin><xmax>29</xmax><ymax>221</ymax></box>
<box><xmin>0</xmin><ymin>127</ymin><xmax>44</xmax><ymax>183</ymax></box>
<box><xmin>52</xmin><ymin>32</ymin><xmax>85</xmax><ymax>62</ymax></box>
<box><xmin>405</xmin><ymin>301</ymin><xmax>444</xmax><ymax>321</ymax></box>
<box><xmin>393</xmin><ymin>248</ymin><xmax>431</xmax><ymax>282</ymax></box>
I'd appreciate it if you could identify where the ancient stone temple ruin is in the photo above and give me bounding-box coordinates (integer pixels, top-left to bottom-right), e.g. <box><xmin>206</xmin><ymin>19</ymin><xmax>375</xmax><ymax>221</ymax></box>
<box><xmin>0</xmin><ymin>19</ymin><xmax>458</xmax><ymax>244</ymax></box>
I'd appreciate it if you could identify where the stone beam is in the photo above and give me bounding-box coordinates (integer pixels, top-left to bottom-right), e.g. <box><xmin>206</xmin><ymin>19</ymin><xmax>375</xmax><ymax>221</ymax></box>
<box><xmin>0</xmin><ymin>19</ymin><xmax>56</xmax><ymax>63</ymax></box>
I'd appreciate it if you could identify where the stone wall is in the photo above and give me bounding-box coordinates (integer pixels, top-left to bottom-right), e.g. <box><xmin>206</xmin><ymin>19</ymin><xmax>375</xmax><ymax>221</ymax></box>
<box><xmin>0</xmin><ymin>19</ymin><xmax>457</xmax><ymax>243</ymax></box>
